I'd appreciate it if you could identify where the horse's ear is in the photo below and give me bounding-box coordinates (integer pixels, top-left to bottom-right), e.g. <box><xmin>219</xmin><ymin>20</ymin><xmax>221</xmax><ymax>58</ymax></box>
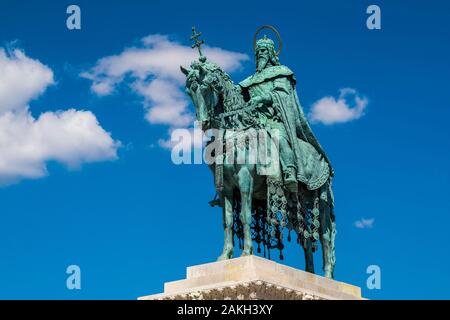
<box><xmin>180</xmin><ymin>65</ymin><xmax>190</xmax><ymax>76</ymax></box>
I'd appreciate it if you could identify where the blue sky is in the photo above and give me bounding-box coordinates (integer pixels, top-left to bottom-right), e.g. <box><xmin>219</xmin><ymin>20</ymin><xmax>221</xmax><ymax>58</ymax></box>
<box><xmin>0</xmin><ymin>0</ymin><xmax>449</xmax><ymax>299</ymax></box>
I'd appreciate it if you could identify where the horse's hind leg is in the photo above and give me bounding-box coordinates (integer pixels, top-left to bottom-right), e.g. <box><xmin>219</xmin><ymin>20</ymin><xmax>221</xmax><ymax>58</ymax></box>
<box><xmin>217</xmin><ymin>193</ymin><xmax>234</xmax><ymax>261</ymax></box>
<box><xmin>319</xmin><ymin>185</ymin><xmax>336</xmax><ymax>279</ymax></box>
<box><xmin>237</xmin><ymin>167</ymin><xmax>254</xmax><ymax>256</ymax></box>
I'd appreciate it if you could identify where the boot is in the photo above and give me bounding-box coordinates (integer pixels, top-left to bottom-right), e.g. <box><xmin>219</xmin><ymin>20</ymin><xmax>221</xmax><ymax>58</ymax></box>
<box><xmin>284</xmin><ymin>167</ymin><xmax>298</xmax><ymax>192</ymax></box>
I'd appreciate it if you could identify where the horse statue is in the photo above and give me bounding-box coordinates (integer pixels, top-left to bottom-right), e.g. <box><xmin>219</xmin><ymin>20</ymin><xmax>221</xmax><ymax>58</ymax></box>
<box><xmin>180</xmin><ymin>28</ymin><xmax>337</xmax><ymax>278</ymax></box>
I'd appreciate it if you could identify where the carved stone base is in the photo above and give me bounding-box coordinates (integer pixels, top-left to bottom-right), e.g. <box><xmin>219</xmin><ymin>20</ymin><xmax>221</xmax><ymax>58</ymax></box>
<box><xmin>138</xmin><ymin>255</ymin><xmax>363</xmax><ymax>300</ymax></box>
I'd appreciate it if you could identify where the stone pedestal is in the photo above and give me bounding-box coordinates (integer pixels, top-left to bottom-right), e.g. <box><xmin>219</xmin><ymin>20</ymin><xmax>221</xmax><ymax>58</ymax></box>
<box><xmin>139</xmin><ymin>256</ymin><xmax>363</xmax><ymax>300</ymax></box>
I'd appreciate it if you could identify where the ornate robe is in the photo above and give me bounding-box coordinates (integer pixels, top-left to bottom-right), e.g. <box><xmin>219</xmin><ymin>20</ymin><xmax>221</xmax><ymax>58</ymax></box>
<box><xmin>239</xmin><ymin>65</ymin><xmax>332</xmax><ymax>190</ymax></box>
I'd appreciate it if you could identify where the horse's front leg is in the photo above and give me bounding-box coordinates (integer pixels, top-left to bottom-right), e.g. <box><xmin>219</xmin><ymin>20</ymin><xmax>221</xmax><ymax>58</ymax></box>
<box><xmin>304</xmin><ymin>238</ymin><xmax>315</xmax><ymax>274</ymax></box>
<box><xmin>238</xmin><ymin>167</ymin><xmax>254</xmax><ymax>256</ymax></box>
<box><xmin>217</xmin><ymin>193</ymin><xmax>234</xmax><ymax>261</ymax></box>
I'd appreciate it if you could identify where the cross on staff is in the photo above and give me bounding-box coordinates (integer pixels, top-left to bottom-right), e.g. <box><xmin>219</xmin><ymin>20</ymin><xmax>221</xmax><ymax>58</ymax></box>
<box><xmin>190</xmin><ymin>26</ymin><xmax>204</xmax><ymax>57</ymax></box>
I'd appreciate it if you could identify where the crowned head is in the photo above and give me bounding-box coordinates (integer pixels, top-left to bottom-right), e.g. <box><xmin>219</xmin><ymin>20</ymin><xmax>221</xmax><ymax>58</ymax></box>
<box><xmin>255</xmin><ymin>34</ymin><xmax>280</xmax><ymax>71</ymax></box>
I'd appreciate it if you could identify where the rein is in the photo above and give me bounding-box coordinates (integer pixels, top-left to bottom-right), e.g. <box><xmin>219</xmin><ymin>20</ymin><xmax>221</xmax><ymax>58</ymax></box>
<box><xmin>216</xmin><ymin>103</ymin><xmax>257</xmax><ymax>120</ymax></box>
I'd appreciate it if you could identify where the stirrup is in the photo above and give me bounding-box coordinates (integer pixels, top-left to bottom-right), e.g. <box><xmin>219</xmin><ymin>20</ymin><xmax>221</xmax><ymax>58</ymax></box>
<box><xmin>208</xmin><ymin>193</ymin><xmax>221</xmax><ymax>207</ymax></box>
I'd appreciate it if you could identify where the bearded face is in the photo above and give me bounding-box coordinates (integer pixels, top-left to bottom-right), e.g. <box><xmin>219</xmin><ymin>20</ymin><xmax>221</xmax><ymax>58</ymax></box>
<box><xmin>256</xmin><ymin>47</ymin><xmax>270</xmax><ymax>72</ymax></box>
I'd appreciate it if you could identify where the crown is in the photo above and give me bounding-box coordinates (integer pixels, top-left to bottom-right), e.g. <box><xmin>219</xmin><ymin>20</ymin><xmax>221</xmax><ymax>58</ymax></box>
<box><xmin>255</xmin><ymin>35</ymin><xmax>276</xmax><ymax>50</ymax></box>
<box><xmin>253</xmin><ymin>26</ymin><xmax>282</xmax><ymax>55</ymax></box>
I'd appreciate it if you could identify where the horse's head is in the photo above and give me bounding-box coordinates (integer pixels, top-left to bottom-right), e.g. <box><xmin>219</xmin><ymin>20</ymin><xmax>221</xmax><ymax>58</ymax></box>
<box><xmin>181</xmin><ymin>59</ymin><xmax>230</xmax><ymax>129</ymax></box>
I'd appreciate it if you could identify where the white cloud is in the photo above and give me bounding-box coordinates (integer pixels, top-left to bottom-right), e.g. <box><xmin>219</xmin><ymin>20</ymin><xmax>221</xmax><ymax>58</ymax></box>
<box><xmin>81</xmin><ymin>34</ymin><xmax>249</xmax><ymax>129</ymax></box>
<box><xmin>133</xmin><ymin>78</ymin><xmax>193</xmax><ymax>127</ymax></box>
<box><xmin>0</xmin><ymin>110</ymin><xmax>119</xmax><ymax>184</ymax></box>
<box><xmin>91</xmin><ymin>81</ymin><xmax>114</xmax><ymax>96</ymax></box>
<box><xmin>0</xmin><ymin>48</ymin><xmax>54</xmax><ymax>113</ymax></box>
<box><xmin>309</xmin><ymin>88</ymin><xmax>368</xmax><ymax>125</ymax></box>
<box><xmin>354</xmin><ymin>218</ymin><xmax>375</xmax><ymax>229</ymax></box>
<box><xmin>0</xmin><ymin>48</ymin><xmax>120</xmax><ymax>185</ymax></box>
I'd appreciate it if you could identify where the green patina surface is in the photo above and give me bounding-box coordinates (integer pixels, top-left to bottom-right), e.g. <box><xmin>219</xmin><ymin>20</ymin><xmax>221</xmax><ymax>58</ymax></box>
<box><xmin>181</xmin><ymin>27</ymin><xmax>337</xmax><ymax>279</ymax></box>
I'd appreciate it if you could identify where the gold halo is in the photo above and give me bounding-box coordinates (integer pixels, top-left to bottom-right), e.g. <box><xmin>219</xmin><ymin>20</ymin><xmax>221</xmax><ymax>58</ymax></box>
<box><xmin>253</xmin><ymin>25</ymin><xmax>282</xmax><ymax>55</ymax></box>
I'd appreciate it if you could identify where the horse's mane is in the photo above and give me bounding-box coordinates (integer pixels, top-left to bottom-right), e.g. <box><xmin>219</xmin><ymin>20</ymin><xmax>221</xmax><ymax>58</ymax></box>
<box><xmin>213</xmin><ymin>68</ymin><xmax>245</xmax><ymax>113</ymax></box>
